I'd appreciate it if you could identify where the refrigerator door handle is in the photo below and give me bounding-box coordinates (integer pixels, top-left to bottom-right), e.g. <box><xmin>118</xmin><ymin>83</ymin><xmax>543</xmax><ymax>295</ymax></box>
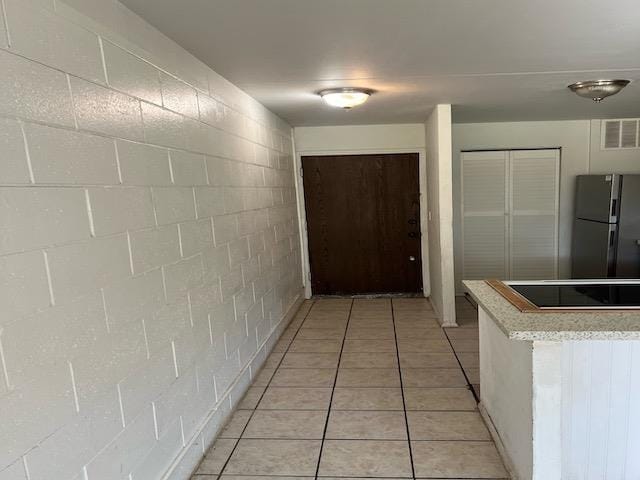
<box><xmin>607</xmin><ymin>224</ymin><xmax>618</xmax><ymax>277</ymax></box>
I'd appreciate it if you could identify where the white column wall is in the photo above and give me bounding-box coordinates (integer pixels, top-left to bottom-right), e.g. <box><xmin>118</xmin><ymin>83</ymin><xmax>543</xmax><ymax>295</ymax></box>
<box><xmin>425</xmin><ymin>105</ymin><xmax>456</xmax><ymax>325</ymax></box>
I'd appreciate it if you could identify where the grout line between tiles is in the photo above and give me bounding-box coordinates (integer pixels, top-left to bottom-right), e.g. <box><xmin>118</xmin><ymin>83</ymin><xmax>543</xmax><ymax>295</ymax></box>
<box><xmin>443</xmin><ymin>310</ymin><xmax>480</xmax><ymax>403</ymax></box>
<box><xmin>313</xmin><ymin>299</ymin><xmax>354</xmax><ymax>480</ymax></box>
<box><xmin>225</xmin><ymin>437</ymin><xmax>495</xmax><ymax>442</ymax></box>
<box><xmin>207</xmin><ymin>475</ymin><xmax>505</xmax><ymax>479</ymax></box>
<box><xmin>209</xmin><ymin>476</ymin><xmax>506</xmax><ymax>480</ymax></box>
<box><xmin>238</xmin><ymin>408</ymin><xmax>478</xmax><ymax>413</ymax></box>
<box><xmin>390</xmin><ymin>299</ymin><xmax>417</xmax><ymax>480</ymax></box>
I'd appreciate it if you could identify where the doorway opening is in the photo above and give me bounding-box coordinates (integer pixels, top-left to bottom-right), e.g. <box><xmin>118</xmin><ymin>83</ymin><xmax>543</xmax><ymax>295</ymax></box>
<box><xmin>301</xmin><ymin>153</ymin><xmax>422</xmax><ymax>295</ymax></box>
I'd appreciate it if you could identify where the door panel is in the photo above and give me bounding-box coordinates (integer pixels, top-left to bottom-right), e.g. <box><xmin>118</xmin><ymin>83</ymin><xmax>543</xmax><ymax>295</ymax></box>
<box><xmin>463</xmin><ymin>216</ymin><xmax>507</xmax><ymax>279</ymax></box>
<box><xmin>461</xmin><ymin>151</ymin><xmax>508</xmax><ymax>280</ymax></box>
<box><xmin>302</xmin><ymin>154</ymin><xmax>421</xmax><ymax>295</ymax></box>
<box><xmin>574</xmin><ymin>174</ymin><xmax>619</xmax><ymax>222</ymax></box>
<box><xmin>462</xmin><ymin>152</ymin><xmax>507</xmax><ymax>214</ymax></box>
<box><xmin>511</xmin><ymin>215</ymin><xmax>557</xmax><ymax>279</ymax></box>
<box><xmin>616</xmin><ymin>175</ymin><xmax>640</xmax><ymax>277</ymax></box>
<box><xmin>509</xmin><ymin>150</ymin><xmax>560</xmax><ymax>279</ymax></box>
<box><xmin>571</xmin><ymin>218</ymin><xmax>614</xmax><ymax>278</ymax></box>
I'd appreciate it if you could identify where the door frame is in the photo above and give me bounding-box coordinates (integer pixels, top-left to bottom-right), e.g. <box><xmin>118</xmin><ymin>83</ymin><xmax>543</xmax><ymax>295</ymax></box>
<box><xmin>293</xmin><ymin>148</ymin><xmax>430</xmax><ymax>299</ymax></box>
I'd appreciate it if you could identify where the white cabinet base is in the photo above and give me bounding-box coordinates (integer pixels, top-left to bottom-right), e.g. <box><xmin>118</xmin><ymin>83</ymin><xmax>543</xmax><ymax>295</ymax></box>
<box><xmin>479</xmin><ymin>306</ymin><xmax>640</xmax><ymax>479</ymax></box>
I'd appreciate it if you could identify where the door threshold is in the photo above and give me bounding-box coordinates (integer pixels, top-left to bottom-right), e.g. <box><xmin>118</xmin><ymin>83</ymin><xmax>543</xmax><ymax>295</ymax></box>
<box><xmin>312</xmin><ymin>293</ymin><xmax>424</xmax><ymax>299</ymax></box>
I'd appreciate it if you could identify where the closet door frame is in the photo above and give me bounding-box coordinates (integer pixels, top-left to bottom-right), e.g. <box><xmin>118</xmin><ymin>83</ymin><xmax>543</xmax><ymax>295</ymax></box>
<box><xmin>461</xmin><ymin>148</ymin><xmax>561</xmax><ymax>281</ymax></box>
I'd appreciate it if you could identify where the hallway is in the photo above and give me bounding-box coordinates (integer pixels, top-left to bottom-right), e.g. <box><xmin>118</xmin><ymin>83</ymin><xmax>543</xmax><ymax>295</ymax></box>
<box><xmin>192</xmin><ymin>298</ymin><xmax>508</xmax><ymax>479</ymax></box>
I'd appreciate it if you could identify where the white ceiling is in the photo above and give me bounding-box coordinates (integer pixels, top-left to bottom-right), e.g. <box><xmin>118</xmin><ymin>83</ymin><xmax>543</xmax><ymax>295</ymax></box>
<box><xmin>119</xmin><ymin>0</ymin><xmax>640</xmax><ymax>125</ymax></box>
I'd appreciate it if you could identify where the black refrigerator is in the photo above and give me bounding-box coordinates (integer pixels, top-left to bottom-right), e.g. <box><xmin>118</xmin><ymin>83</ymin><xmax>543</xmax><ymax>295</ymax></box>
<box><xmin>572</xmin><ymin>174</ymin><xmax>640</xmax><ymax>278</ymax></box>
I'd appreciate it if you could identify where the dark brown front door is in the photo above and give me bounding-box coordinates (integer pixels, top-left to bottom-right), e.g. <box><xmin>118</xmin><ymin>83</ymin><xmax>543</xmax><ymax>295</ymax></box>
<box><xmin>302</xmin><ymin>153</ymin><xmax>422</xmax><ymax>295</ymax></box>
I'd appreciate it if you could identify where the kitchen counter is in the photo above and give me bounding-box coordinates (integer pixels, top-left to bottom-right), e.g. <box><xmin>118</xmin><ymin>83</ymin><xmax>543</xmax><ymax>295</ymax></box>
<box><xmin>462</xmin><ymin>279</ymin><xmax>640</xmax><ymax>480</ymax></box>
<box><xmin>464</xmin><ymin>279</ymin><xmax>640</xmax><ymax>341</ymax></box>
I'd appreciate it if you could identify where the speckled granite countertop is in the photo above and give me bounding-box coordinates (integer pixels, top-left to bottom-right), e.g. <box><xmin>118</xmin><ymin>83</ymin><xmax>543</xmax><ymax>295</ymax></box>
<box><xmin>463</xmin><ymin>280</ymin><xmax>640</xmax><ymax>341</ymax></box>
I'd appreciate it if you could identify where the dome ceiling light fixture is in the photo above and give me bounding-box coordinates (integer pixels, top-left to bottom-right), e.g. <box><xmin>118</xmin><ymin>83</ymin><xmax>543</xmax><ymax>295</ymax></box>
<box><xmin>318</xmin><ymin>88</ymin><xmax>374</xmax><ymax>109</ymax></box>
<box><xmin>568</xmin><ymin>79</ymin><xmax>631</xmax><ymax>103</ymax></box>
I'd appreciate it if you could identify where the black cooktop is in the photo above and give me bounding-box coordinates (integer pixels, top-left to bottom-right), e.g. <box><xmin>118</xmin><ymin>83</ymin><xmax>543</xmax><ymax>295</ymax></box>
<box><xmin>509</xmin><ymin>283</ymin><xmax>640</xmax><ymax>308</ymax></box>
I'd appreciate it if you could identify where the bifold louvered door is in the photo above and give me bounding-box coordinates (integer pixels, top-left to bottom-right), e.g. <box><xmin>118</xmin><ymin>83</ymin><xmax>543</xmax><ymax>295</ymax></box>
<box><xmin>461</xmin><ymin>151</ymin><xmax>509</xmax><ymax>280</ymax></box>
<box><xmin>462</xmin><ymin>149</ymin><xmax>559</xmax><ymax>281</ymax></box>
<box><xmin>509</xmin><ymin>150</ymin><xmax>560</xmax><ymax>279</ymax></box>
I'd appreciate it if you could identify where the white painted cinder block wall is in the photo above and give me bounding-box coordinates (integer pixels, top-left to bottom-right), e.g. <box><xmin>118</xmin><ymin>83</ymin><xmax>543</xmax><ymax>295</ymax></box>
<box><xmin>0</xmin><ymin>1</ymin><xmax>303</xmax><ymax>479</ymax></box>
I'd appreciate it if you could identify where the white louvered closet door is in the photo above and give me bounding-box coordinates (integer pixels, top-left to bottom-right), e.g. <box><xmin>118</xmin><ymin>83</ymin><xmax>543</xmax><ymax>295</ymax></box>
<box><xmin>509</xmin><ymin>149</ymin><xmax>560</xmax><ymax>279</ymax></box>
<box><xmin>461</xmin><ymin>151</ymin><xmax>508</xmax><ymax>280</ymax></box>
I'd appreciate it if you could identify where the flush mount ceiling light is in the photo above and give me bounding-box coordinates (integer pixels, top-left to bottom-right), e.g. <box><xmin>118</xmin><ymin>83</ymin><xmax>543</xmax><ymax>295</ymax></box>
<box><xmin>319</xmin><ymin>88</ymin><xmax>374</xmax><ymax>109</ymax></box>
<box><xmin>568</xmin><ymin>79</ymin><xmax>630</xmax><ymax>103</ymax></box>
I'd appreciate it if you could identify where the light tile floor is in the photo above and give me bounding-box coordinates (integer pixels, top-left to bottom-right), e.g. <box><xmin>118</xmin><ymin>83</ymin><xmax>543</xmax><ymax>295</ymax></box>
<box><xmin>446</xmin><ymin>296</ymin><xmax>480</xmax><ymax>398</ymax></box>
<box><xmin>193</xmin><ymin>297</ymin><xmax>506</xmax><ymax>479</ymax></box>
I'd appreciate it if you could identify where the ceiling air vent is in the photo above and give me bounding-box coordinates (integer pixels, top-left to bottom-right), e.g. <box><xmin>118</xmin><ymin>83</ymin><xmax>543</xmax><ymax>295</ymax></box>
<box><xmin>601</xmin><ymin>119</ymin><xmax>640</xmax><ymax>149</ymax></box>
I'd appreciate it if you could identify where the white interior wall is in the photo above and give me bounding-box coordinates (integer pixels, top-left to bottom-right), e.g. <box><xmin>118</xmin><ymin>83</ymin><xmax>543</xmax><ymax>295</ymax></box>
<box><xmin>589</xmin><ymin>119</ymin><xmax>640</xmax><ymax>173</ymax></box>
<box><xmin>0</xmin><ymin>1</ymin><xmax>302</xmax><ymax>479</ymax></box>
<box><xmin>294</xmin><ymin>124</ymin><xmax>426</xmax><ymax>152</ymax></box>
<box><xmin>453</xmin><ymin>121</ymin><xmax>590</xmax><ymax>292</ymax></box>
<box><xmin>453</xmin><ymin>119</ymin><xmax>640</xmax><ymax>292</ymax></box>
<box><xmin>293</xmin><ymin>124</ymin><xmax>431</xmax><ymax>297</ymax></box>
<box><xmin>425</xmin><ymin>106</ymin><xmax>457</xmax><ymax>326</ymax></box>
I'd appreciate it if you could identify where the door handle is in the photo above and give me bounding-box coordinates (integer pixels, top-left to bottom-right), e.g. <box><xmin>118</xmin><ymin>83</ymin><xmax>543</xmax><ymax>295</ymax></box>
<box><xmin>408</xmin><ymin>219</ymin><xmax>417</xmax><ymax>225</ymax></box>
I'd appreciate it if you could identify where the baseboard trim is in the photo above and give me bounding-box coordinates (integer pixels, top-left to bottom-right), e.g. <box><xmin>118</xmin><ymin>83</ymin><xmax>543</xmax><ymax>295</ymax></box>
<box><xmin>427</xmin><ymin>295</ymin><xmax>458</xmax><ymax>328</ymax></box>
<box><xmin>161</xmin><ymin>289</ymin><xmax>306</xmax><ymax>480</ymax></box>
<box><xmin>478</xmin><ymin>401</ymin><xmax>519</xmax><ymax>480</ymax></box>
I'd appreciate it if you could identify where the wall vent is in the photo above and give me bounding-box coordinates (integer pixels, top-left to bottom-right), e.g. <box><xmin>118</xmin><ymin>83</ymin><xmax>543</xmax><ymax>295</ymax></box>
<box><xmin>601</xmin><ymin>119</ymin><xmax>640</xmax><ymax>149</ymax></box>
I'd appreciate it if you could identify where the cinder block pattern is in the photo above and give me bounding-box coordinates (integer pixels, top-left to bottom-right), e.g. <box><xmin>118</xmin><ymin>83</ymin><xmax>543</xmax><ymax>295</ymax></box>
<box><xmin>87</xmin><ymin>187</ymin><xmax>155</xmax><ymax>236</ymax></box>
<box><xmin>152</xmin><ymin>186</ymin><xmax>197</xmax><ymax>225</ymax></box>
<box><xmin>70</xmin><ymin>77</ymin><xmax>145</xmax><ymax>142</ymax></box>
<box><xmin>0</xmin><ymin>118</ymin><xmax>30</xmax><ymax>184</ymax></box>
<box><xmin>129</xmin><ymin>225</ymin><xmax>181</xmax><ymax>274</ymax></box>
<box><xmin>0</xmin><ymin>49</ymin><xmax>75</xmax><ymax>127</ymax></box>
<box><xmin>169</xmin><ymin>150</ymin><xmax>208</xmax><ymax>185</ymax></box>
<box><xmin>0</xmin><ymin>250</ymin><xmax>51</xmax><ymax>322</ymax></box>
<box><xmin>162</xmin><ymin>255</ymin><xmax>204</xmax><ymax>303</ymax></box>
<box><xmin>0</xmin><ymin>187</ymin><xmax>90</xmax><ymax>255</ymax></box>
<box><xmin>102</xmin><ymin>40</ymin><xmax>163</xmax><ymax>106</ymax></box>
<box><xmin>24</xmin><ymin>123</ymin><xmax>119</xmax><ymax>185</ymax></box>
<box><xmin>179</xmin><ymin>219</ymin><xmax>214</xmax><ymax>258</ymax></box>
<box><xmin>195</xmin><ymin>186</ymin><xmax>226</xmax><ymax>218</ymax></box>
<box><xmin>46</xmin><ymin>234</ymin><xmax>131</xmax><ymax>304</ymax></box>
<box><xmin>0</xmin><ymin>1</ymin><xmax>300</xmax><ymax>478</ymax></box>
<box><xmin>117</xmin><ymin>140</ymin><xmax>172</xmax><ymax>186</ymax></box>
<box><xmin>4</xmin><ymin>0</ymin><xmax>105</xmax><ymax>83</ymax></box>
<box><xmin>141</xmin><ymin>102</ymin><xmax>186</xmax><ymax>149</ymax></box>
<box><xmin>160</xmin><ymin>72</ymin><xmax>200</xmax><ymax>119</ymax></box>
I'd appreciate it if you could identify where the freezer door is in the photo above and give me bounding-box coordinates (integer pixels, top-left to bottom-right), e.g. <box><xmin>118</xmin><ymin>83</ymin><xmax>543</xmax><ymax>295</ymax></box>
<box><xmin>574</xmin><ymin>174</ymin><xmax>621</xmax><ymax>223</ymax></box>
<box><xmin>616</xmin><ymin>175</ymin><xmax>640</xmax><ymax>277</ymax></box>
<box><xmin>571</xmin><ymin>218</ymin><xmax>616</xmax><ymax>278</ymax></box>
